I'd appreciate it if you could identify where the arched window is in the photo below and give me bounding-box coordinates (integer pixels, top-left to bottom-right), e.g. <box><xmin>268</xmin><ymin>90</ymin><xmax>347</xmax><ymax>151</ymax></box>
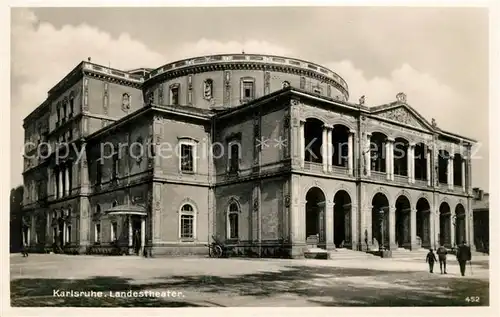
<box><xmin>69</xmin><ymin>92</ymin><xmax>75</xmax><ymax>116</ymax></box>
<box><xmin>179</xmin><ymin>204</ymin><xmax>196</xmax><ymax>239</ymax></box>
<box><xmin>96</xmin><ymin>204</ymin><xmax>101</xmax><ymax>214</ymax></box>
<box><xmin>62</xmin><ymin>97</ymin><xmax>68</xmax><ymax>119</ymax></box>
<box><xmin>227</xmin><ymin>201</ymin><xmax>240</xmax><ymax>239</ymax></box>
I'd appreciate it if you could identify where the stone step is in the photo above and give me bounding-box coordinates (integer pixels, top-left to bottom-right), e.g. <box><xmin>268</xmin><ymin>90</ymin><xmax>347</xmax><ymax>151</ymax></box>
<box><xmin>328</xmin><ymin>248</ymin><xmax>380</xmax><ymax>259</ymax></box>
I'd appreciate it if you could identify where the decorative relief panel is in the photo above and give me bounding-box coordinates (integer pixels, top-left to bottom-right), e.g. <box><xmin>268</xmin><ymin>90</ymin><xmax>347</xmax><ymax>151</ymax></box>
<box><xmin>158</xmin><ymin>84</ymin><xmax>164</xmax><ymax>105</ymax></box>
<box><xmin>327</xmin><ymin>85</ymin><xmax>332</xmax><ymax>97</ymax></box>
<box><xmin>374</xmin><ymin>107</ymin><xmax>426</xmax><ymax>130</ymax></box>
<box><xmin>103</xmin><ymin>82</ymin><xmax>109</xmax><ymax>115</ymax></box>
<box><xmin>223</xmin><ymin>71</ymin><xmax>231</xmax><ymax>106</ymax></box>
<box><xmin>187</xmin><ymin>75</ymin><xmax>193</xmax><ymax>105</ymax></box>
<box><xmin>300</xmin><ymin>76</ymin><xmax>306</xmax><ymax>89</ymax></box>
<box><xmin>264</xmin><ymin>71</ymin><xmax>271</xmax><ymax>95</ymax></box>
<box><xmin>83</xmin><ymin>78</ymin><xmax>89</xmax><ymax>112</ymax></box>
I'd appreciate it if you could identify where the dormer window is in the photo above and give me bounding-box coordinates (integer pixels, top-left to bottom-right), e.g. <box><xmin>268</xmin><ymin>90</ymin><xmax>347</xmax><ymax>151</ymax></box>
<box><xmin>170</xmin><ymin>84</ymin><xmax>180</xmax><ymax>105</ymax></box>
<box><xmin>240</xmin><ymin>77</ymin><xmax>255</xmax><ymax>102</ymax></box>
<box><xmin>282</xmin><ymin>81</ymin><xmax>290</xmax><ymax>89</ymax></box>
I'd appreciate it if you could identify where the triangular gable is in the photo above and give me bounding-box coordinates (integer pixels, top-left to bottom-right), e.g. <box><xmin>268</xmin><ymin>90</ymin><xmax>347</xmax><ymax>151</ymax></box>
<box><xmin>371</xmin><ymin>103</ymin><xmax>434</xmax><ymax>132</ymax></box>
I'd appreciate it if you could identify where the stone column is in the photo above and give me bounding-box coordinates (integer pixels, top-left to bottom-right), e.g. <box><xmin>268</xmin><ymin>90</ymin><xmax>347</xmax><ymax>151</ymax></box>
<box><xmin>65</xmin><ymin>167</ymin><xmax>70</xmax><ymax>196</ymax></box>
<box><xmin>54</xmin><ymin>169</ymin><xmax>58</xmax><ymax>198</ymax></box>
<box><xmin>128</xmin><ymin>215</ymin><xmax>133</xmax><ymax>251</ymax></box>
<box><xmin>290</xmin><ymin>175</ymin><xmax>304</xmax><ymax>258</ymax></box>
<box><xmin>410</xmin><ymin>209</ymin><xmax>417</xmax><ymax>250</ymax></box>
<box><xmin>389</xmin><ymin>207</ymin><xmax>397</xmax><ymax>250</ymax></box>
<box><xmin>58</xmin><ymin>169</ymin><xmax>63</xmax><ymax>198</ymax></box>
<box><xmin>411</xmin><ymin>144</ymin><xmax>416</xmax><ymax>183</ymax></box>
<box><xmin>461</xmin><ymin>159</ymin><xmax>466</xmax><ymax>192</ymax></box>
<box><xmin>350</xmin><ymin>204</ymin><xmax>358</xmax><ymax>251</ymax></box>
<box><xmin>325</xmin><ymin>201</ymin><xmax>334</xmax><ymax>250</ymax></box>
<box><xmin>467</xmin><ymin>146</ymin><xmax>472</xmax><ymax>194</ymax></box>
<box><xmin>62</xmin><ymin>220</ymin><xmax>66</xmax><ymax>245</ymax></box>
<box><xmin>326</xmin><ymin>126</ymin><xmax>333</xmax><ymax>172</ymax></box>
<box><xmin>385</xmin><ymin>141</ymin><xmax>391</xmax><ymax>180</ymax></box>
<box><xmin>407</xmin><ymin>144</ymin><xmax>413</xmax><ymax>184</ymax></box>
<box><xmin>450</xmin><ymin>212</ymin><xmax>456</xmax><ymax>248</ymax></box>
<box><xmin>426</xmin><ymin>150</ymin><xmax>431</xmax><ymax>186</ymax></box>
<box><xmin>389</xmin><ymin>140</ymin><xmax>395</xmax><ymax>181</ymax></box>
<box><xmin>449</xmin><ymin>156</ymin><xmax>454</xmax><ymax>190</ymax></box>
<box><xmin>141</xmin><ymin>217</ymin><xmax>146</xmax><ymax>255</ymax></box>
<box><xmin>348</xmin><ymin>130</ymin><xmax>354</xmax><ymax>176</ymax></box>
<box><xmin>467</xmin><ymin>198</ymin><xmax>475</xmax><ymax>250</ymax></box>
<box><xmin>299</xmin><ymin>120</ymin><xmax>305</xmax><ymax>168</ymax></box>
<box><xmin>322</xmin><ymin>126</ymin><xmax>328</xmax><ymax>173</ymax></box>
<box><xmin>365</xmin><ymin>133</ymin><xmax>371</xmax><ymax>177</ymax></box>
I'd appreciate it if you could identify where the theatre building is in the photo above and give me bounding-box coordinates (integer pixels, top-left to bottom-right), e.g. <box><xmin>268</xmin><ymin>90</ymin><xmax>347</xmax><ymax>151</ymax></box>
<box><xmin>21</xmin><ymin>53</ymin><xmax>476</xmax><ymax>258</ymax></box>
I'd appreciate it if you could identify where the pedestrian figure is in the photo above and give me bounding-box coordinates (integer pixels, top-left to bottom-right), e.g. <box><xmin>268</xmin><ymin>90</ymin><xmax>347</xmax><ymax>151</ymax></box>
<box><xmin>21</xmin><ymin>241</ymin><xmax>29</xmax><ymax>257</ymax></box>
<box><xmin>426</xmin><ymin>248</ymin><xmax>437</xmax><ymax>273</ymax></box>
<box><xmin>436</xmin><ymin>244</ymin><xmax>448</xmax><ymax>274</ymax></box>
<box><xmin>456</xmin><ymin>241</ymin><xmax>472</xmax><ymax>276</ymax></box>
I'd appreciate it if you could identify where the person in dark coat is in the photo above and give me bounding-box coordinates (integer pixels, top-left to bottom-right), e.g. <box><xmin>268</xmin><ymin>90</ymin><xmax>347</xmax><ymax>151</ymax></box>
<box><xmin>21</xmin><ymin>241</ymin><xmax>29</xmax><ymax>257</ymax></box>
<box><xmin>456</xmin><ymin>241</ymin><xmax>472</xmax><ymax>276</ymax></box>
<box><xmin>425</xmin><ymin>248</ymin><xmax>437</xmax><ymax>273</ymax></box>
<box><xmin>436</xmin><ymin>244</ymin><xmax>448</xmax><ymax>274</ymax></box>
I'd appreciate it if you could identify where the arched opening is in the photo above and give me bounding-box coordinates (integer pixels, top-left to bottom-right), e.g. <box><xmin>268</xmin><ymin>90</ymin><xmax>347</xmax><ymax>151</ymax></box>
<box><xmin>416</xmin><ymin>198</ymin><xmax>431</xmax><ymax>248</ymax></box>
<box><xmin>305</xmin><ymin>187</ymin><xmax>326</xmax><ymax>247</ymax></box>
<box><xmin>393</xmin><ymin>138</ymin><xmax>409</xmax><ymax>176</ymax></box>
<box><xmin>370</xmin><ymin>132</ymin><xmax>387</xmax><ymax>173</ymax></box>
<box><xmin>438</xmin><ymin>150</ymin><xmax>449</xmax><ymax>185</ymax></box>
<box><xmin>333</xmin><ymin>190</ymin><xmax>352</xmax><ymax>248</ymax></box>
<box><xmin>455</xmin><ymin>204</ymin><xmax>466</xmax><ymax>245</ymax></box>
<box><xmin>439</xmin><ymin>202</ymin><xmax>452</xmax><ymax>247</ymax></box>
<box><xmin>227</xmin><ymin>201</ymin><xmax>240</xmax><ymax>240</ymax></box>
<box><xmin>395</xmin><ymin>195</ymin><xmax>411</xmax><ymax>249</ymax></box>
<box><xmin>304</xmin><ymin>118</ymin><xmax>324</xmax><ymax>164</ymax></box>
<box><xmin>414</xmin><ymin>143</ymin><xmax>428</xmax><ymax>181</ymax></box>
<box><xmin>332</xmin><ymin>124</ymin><xmax>349</xmax><ymax>167</ymax></box>
<box><xmin>453</xmin><ymin>153</ymin><xmax>463</xmax><ymax>187</ymax></box>
<box><xmin>371</xmin><ymin>193</ymin><xmax>389</xmax><ymax>250</ymax></box>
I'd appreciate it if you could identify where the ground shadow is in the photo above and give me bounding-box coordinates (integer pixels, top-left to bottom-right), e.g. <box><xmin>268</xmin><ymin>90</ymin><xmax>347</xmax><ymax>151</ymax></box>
<box><xmin>11</xmin><ymin>265</ymin><xmax>489</xmax><ymax>307</ymax></box>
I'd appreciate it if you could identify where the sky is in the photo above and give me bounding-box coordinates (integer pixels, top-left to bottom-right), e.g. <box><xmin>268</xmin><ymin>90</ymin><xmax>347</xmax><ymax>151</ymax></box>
<box><xmin>10</xmin><ymin>6</ymin><xmax>490</xmax><ymax>190</ymax></box>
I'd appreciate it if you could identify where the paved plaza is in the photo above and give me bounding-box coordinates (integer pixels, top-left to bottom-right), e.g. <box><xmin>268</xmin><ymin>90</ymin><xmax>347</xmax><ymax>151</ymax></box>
<box><xmin>10</xmin><ymin>254</ymin><xmax>489</xmax><ymax>307</ymax></box>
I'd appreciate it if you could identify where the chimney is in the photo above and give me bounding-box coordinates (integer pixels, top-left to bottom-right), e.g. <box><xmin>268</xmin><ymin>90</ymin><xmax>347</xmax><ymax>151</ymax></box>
<box><xmin>472</xmin><ymin>187</ymin><xmax>480</xmax><ymax>200</ymax></box>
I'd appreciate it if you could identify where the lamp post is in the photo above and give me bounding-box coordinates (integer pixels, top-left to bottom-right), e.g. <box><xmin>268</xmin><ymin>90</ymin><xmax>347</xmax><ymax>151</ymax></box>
<box><xmin>379</xmin><ymin>208</ymin><xmax>385</xmax><ymax>251</ymax></box>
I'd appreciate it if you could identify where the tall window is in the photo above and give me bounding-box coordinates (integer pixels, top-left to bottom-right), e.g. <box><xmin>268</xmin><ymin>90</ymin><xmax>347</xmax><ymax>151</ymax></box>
<box><xmin>180</xmin><ymin>204</ymin><xmax>195</xmax><ymax>239</ymax></box>
<box><xmin>112</xmin><ymin>147</ymin><xmax>119</xmax><ymax>180</ymax></box>
<box><xmin>241</xmin><ymin>79</ymin><xmax>255</xmax><ymax>101</ymax></box>
<box><xmin>69</xmin><ymin>94</ymin><xmax>74</xmax><ymax>116</ymax></box>
<box><xmin>229</xmin><ymin>142</ymin><xmax>241</xmax><ymax>172</ymax></box>
<box><xmin>96</xmin><ymin>159</ymin><xmax>102</xmax><ymax>184</ymax></box>
<box><xmin>170</xmin><ymin>84</ymin><xmax>180</xmax><ymax>105</ymax></box>
<box><xmin>95</xmin><ymin>223</ymin><xmax>101</xmax><ymax>244</ymax></box>
<box><xmin>63</xmin><ymin>99</ymin><xmax>68</xmax><ymax>119</ymax></box>
<box><xmin>66</xmin><ymin>225</ymin><xmax>71</xmax><ymax>243</ymax></box>
<box><xmin>111</xmin><ymin>222</ymin><xmax>118</xmax><ymax>241</ymax></box>
<box><xmin>67</xmin><ymin>164</ymin><xmax>72</xmax><ymax>193</ymax></box>
<box><xmin>227</xmin><ymin>202</ymin><xmax>239</xmax><ymax>239</ymax></box>
<box><xmin>57</xmin><ymin>104</ymin><xmax>61</xmax><ymax>123</ymax></box>
<box><xmin>180</xmin><ymin>144</ymin><xmax>194</xmax><ymax>172</ymax></box>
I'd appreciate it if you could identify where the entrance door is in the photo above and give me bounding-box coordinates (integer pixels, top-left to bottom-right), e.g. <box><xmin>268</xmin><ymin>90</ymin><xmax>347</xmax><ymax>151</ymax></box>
<box><xmin>132</xmin><ymin>218</ymin><xmax>142</xmax><ymax>255</ymax></box>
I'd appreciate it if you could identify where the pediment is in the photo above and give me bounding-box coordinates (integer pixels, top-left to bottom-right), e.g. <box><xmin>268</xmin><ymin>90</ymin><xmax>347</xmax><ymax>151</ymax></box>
<box><xmin>372</xmin><ymin>105</ymin><xmax>431</xmax><ymax>131</ymax></box>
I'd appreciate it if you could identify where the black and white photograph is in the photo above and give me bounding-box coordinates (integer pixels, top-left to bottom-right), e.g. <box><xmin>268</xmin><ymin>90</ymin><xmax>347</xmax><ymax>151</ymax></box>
<box><xmin>4</xmin><ymin>1</ymin><xmax>498</xmax><ymax>314</ymax></box>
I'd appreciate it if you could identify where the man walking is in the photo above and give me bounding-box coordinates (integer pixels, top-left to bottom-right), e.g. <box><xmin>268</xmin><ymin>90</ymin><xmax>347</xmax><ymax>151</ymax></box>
<box><xmin>426</xmin><ymin>249</ymin><xmax>438</xmax><ymax>273</ymax></box>
<box><xmin>456</xmin><ymin>241</ymin><xmax>472</xmax><ymax>276</ymax></box>
<box><xmin>436</xmin><ymin>244</ymin><xmax>448</xmax><ymax>274</ymax></box>
<box><xmin>21</xmin><ymin>240</ymin><xmax>29</xmax><ymax>257</ymax></box>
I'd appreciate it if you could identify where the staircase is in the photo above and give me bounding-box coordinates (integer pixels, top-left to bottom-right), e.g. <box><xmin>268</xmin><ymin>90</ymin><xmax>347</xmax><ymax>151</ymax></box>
<box><xmin>390</xmin><ymin>248</ymin><xmax>428</xmax><ymax>259</ymax></box>
<box><xmin>328</xmin><ymin>248</ymin><xmax>380</xmax><ymax>260</ymax></box>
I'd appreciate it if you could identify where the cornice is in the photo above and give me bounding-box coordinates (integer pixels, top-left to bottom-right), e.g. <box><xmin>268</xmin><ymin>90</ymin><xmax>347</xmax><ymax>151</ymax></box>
<box><xmin>144</xmin><ymin>55</ymin><xmax>349</xmax><ymax>100</ymax></box>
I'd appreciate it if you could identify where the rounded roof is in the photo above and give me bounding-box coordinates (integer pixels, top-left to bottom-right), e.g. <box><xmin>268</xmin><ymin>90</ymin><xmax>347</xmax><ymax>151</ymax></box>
<box><xmin>144</xmin><ymin>53</ymin><xmax>349</xmax><ymax>99</ymax></box>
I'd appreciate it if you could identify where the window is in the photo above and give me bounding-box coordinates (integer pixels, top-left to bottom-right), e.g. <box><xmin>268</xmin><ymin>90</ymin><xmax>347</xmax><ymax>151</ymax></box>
<box><xmin>112</xmin><ymin>200</ymin><xmax>118</xmax><ymax>207</ymax></box>
<box><xmin>95</xmin><ymin>223</ymin><xmax>101</xmax><ymax>244</ymax></box>
<box><xmin>313</xmin><ymin>87</ymin><xmax>322</xmax><ymax>95</ymax></box>
<box><xmin>227</xmin><ymin>202</ymin><xmax>239</xmax><ymax>239</ymax></box>
<box><xmin>66</xmin><ymin>226</ymin><xmax>71</xmax><ymax>243</ymax></box>
<box><xmin>282</xmin><ymin>81</ymin><xmax>290</xmax><ymax>89</ymax></box>
<box><xmin>53</xmin><ymin>227</ymin><xmax>57</xmax><ymax>243</ymax></box>
<box><xmin>96</xmin><ymin>159</ymin><xmax>102</xmax><ymax>184</ymax></box>
<box><xmin>67</xmin><ymin>164</ymin><xmax>72</xmax><ymax>193</ymax></box>
<box><xmin>203</xmin><ymin>79</ymin><xmax>213</xmax><ymax>100</ymax></box>
<box><xmin>180</xmin><ymin>143</ymin><xmax>195</xmax><ymax>173</ymax></box>
<box><xmin>63</xmin><ymin>99</ymin><xmax>68</xmax><ymax>119</ymax></box>
<box><xmin>170</xmin><ymin>84</ymin><xmax>180</xmax><ymax>105</ymax></box>
<box><xmin>180</xmin><ymin>204</ymin><xmax>195</xmax><ymax>239</ymax></box>
<box><xmin>112</xmin><ymin>150</ymin><xmax>119</xmax><ymax>180</ymax></box>
<box><xmin>241</xmin><ymin>79</ymin><xmax>255</xmax><ymax>101</ymax></box>
<box><xmin>228</xmin><ymin>142</ymin><xmax>241</xmax><ymax>173</ymax></box>
<box><xmin>69</xmin><ymin>94</ymin><xmax>74</xmax><ymax>115</ymax></box>
<box><xmin>57</xmin><ymin>104</ymin><xmax>61</xmax><ymax>123</ymax></box>
<box><xmin>111</xmin><ymin>222</ymin><xmax>118</xmax><ymax>241</ymax></box>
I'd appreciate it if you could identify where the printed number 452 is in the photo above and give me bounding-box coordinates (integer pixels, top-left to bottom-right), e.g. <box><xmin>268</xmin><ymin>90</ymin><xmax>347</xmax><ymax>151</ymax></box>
<box><xmin>465</xmin><ymin>296</ymin><xmax>480</xmax><ymax>303</ymax></box>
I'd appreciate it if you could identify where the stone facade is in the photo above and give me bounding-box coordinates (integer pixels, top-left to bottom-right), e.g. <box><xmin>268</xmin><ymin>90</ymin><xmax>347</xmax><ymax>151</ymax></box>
<box><xmin>21</xmin><ymin>54</ymin><xmax>476</xmax><ymax>258</ymax></box>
